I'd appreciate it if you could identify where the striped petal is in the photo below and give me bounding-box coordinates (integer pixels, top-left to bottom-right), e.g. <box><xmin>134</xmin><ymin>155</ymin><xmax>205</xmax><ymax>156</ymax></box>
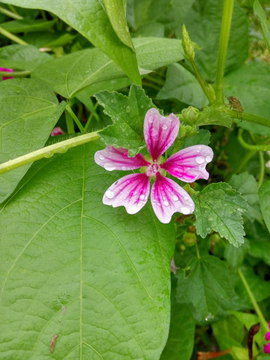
<box><xmin>95</xmin><ymin>146</ymin><xmax>149</xmax><ymax>171</ymax></box>
<box><xmin>144</xmin><ymin>108</ymin><xmax>180</xmax><ymax>161</ymax></box>
<box><xmin>264</xmin><ymin>343</ymin><xmax>270</xmax><ymax>353</ymax></box>
<box><xmin>161</xmin><ymin>145</ymin><xmax>213</xmax><ymax>183</ymax></box>
<box><xmin>151</xmin><ymin>173</ymin><xmax>194</xmax><ymax>224</ymax></box>
<box><xmin>103</xmin><ymin>173</ymin><xmax>150</xmax><ymax>214</ymax></box>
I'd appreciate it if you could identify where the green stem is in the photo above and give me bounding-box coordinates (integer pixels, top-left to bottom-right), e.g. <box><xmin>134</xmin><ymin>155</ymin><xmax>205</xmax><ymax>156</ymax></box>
<box><xmin>0</xmin><ymin>132</ymin><xmax>100</xmax><ymax>175</ymax></box>
<box><xmin>65</xmin><ymin>104</ymin><xmax>85</xmax><ymax>133</ymax></box>
<box><xmin>215</xmin><ymin>0</ymin><xmax>234</xmax><ymax>103</ymax></box>
<box><xmin>238</xmin><ymin>129</ymin><xmax>270</xmax><ymax>151</ymax></box>
<box><xmin>238</xmin><ymin>268</ymin><xmax>268</xmax><ymax>332</ymax></box>
<box><xmin>0</xmin><ymin>70</ymin><xmax>31</xmax><ymax>77</ymax></box>
<box><xmin>0</xmin><ymin>26</ymin><xmax>28</xmax><ymax>45</ymax></box>
<box><xmin>226</xmin><ymin>108</ymin><xmax>270</xmax><ymax>128</ymax></box>
<box><xmin>190</xmin><ymin>61</ymin><xmax>213</xmax><ymax>104</ymax></box>
<box><xmin>0</xmin><ymin>6</ymin><xmax>23</xmax><ymax>19</ymax></box>
<box><xmin>195</xmin><ymin>243</ymin><xmax>201</xmax><ymax>259</ymax></box>
<box><xmin>258</xmin><ymin>151</ymin><xmax>265</xmax><ymax>188</ymax></box>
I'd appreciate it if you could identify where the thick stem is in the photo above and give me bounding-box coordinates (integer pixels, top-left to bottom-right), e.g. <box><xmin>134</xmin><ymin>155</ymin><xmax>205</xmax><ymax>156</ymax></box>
<box><xmin>238</xmin><ymin>129</ymin><xmax>270</xmax><ymax>151</ymax></box>
<box><xmin>215</xmin><ymin>0</ymin><xmax>234</xmax><ymax>103</ymax></box>
<box><xmin>0</xmin><ymin>26</ymin><xmax>28</xmax><ymax>45</ymax></box>
<box><xmin>0</xmin><ymin>70</ymin><xmax>31</xmax><ymax>77</ymax></box>
<box><xmin>0</xmin><ymin>132</ymin><xmax>100</xmax><ymax>175</ymax></box>
<box><xmin>226</xmin><ymin>108</ymin><xmax>270</xmax><ymax>128</ymax></box>
<box><xmin>0</xmin><ymin>6</ymin><xmax>23</xmax><ymax>19</ymax></box>
<box><xmin>238</xmin><ymin>268</ymin><xmax>268</xmax><ymax>333</ymax></box>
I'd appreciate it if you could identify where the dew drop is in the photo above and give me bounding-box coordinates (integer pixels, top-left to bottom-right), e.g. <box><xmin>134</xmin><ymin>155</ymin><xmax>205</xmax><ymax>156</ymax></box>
<box><xmin>104</xmin><ymin>163</ymin><xmax>116</xmax><ymax>171</ymax></box>
<box><xmin>162</xmin><ymin>124</ymin><xmax>168</xmax><ymax>130</ymax></box>
<box><xmin>99</xmin><ymin>155</ymin><xmax>105</xmax><ymax>160</ymax></box>
<box><xmin>195</xmin><ymin>156</ymin><xmax>205</xmax><ymax>164</ymax></box>
<box><xmin>172</xmin><ymin>195</ymin><xmax>178</xmax><ymax>201</ymax></box>
<box><xmin>181</xmin><ymin>206</ymin><xmax>190</xmax><ymax>215</ymax></box>
<box><xmin>163</xmin><ymin>200</ymin><xmax>169</xmax><ymax>207</ymax></box>
<box><xmin>105</xmin><ymin>190</ymin><xmax>115</xmax><ymax>199</ymax></box>
<box><xmin>206</xmin><ymin>155</ymin><xmax>212</xmax><ymax>162</ymax></box>
<box><xmin>139</xmin><ymin>194</ymin><xmax>145</xmax><ymax>200</ymax></box>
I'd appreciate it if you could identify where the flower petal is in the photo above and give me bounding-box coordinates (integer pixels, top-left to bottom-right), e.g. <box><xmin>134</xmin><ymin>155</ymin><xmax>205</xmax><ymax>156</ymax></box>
<box><xmin>264</xmin><ymin>343</ymin><xmax>270</xmax><ymax>353</ymax></box>
<box><xmin>161</xmin><ymin>145</ymin><xmax>214</xmax><ymax>183</ymax></box>
<box><xmin>103</xmin><ymin>173</ymin><xmax>150</xmax><ymax>214</ymax></box>
<box><xmin>144</xmin><ymin>108</ymin><xmax>180</xmax><ymax>161</ymax></box>
<box><xmin>95</xmin><ymin>146</ymin><xmax>150</xmax><ymax>171</ymax></box>
<box><xmin>265</xmin><ymin>332</ymin><xmax>270</xmax><ymax>341</ymax></box>
<box><xmin>151</xmin><ymin>173</ymin><xmax>194</xmax><ymax>224</ymax></box>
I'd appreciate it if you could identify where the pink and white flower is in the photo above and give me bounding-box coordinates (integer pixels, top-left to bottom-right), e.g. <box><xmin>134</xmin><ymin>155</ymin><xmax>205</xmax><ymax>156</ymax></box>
<box><xmin>94</xmin><ymin>108</ymin><xmax>213</xmax><ymax>224</ymax></box>
<box><xmin>0</xmin><ymin>67</ymin><xmax>14</xmax><ymax>80</ymax></box>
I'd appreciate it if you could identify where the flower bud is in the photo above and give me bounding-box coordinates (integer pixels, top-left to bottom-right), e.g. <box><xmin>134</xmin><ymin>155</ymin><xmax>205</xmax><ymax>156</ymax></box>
<box><xmin>181</xmin><ymin>106</ymin><xmax>199</xmax><ymax>125</ymax></box>
<box><xmin>183</xmin><ymin>232</ymin><xmax>197</xmax><ymax>247</ymax></box>
<box><xmin>182</xmin><ymin>25</ymin><xmax>195</xmax><ymax>61</ymax></box>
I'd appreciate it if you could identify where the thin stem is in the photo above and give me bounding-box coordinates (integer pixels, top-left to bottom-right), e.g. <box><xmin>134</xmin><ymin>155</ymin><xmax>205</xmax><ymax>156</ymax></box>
<box><xmin>258</xmin><ymin>152</ymin><xmax>265</xmax><ymax>188</ymax></box>
<box><xmin>0</xmin><ymin>70</ymin><xmax>31</xmax><ymax>77</ymax></box>
<box><xmin>65</xmin><ymin>104</ymin><xmax>85</xmax><ymax>133</ymax></box>
<box><xmin>0</xmin><ymin>6</ymin><xmax>23</xmax><ymax>19</ymax></box>
<box><xmin>238</xmin><ymin>268</ymin><xmax>268</xmax><ymax>333</ymax></box>
<box><xmin>0</xmin><ymin>132</ymin><xmax>100</xmax><ymax>175</ymax></box>
<box><xmin>226</xmin><ymin>108</ymin><xmax>270</xmax><ymax>128</ymax></box>
<box><xmin>215</xmin><ymin>0</ymin><xmax>234</xmax><ymax>103</ymax></box>
<box><xmin>190</xmin><ymin>61</ymin><xmax>213</xmax><ymax>104</ymax></box>
<box><xmin>0</xmin><ymin>26</ymin><xmax>28</xmax><ymax>45</ymax></box>
<box><xmin>238</xmin><ymin>129</ymin><xmax>270</xmax><ymax>151</ymax></box>
<box><xmin>195</xmin><ymin>243</ymin><xmax>201</xmax><ymax>259</ymax></box>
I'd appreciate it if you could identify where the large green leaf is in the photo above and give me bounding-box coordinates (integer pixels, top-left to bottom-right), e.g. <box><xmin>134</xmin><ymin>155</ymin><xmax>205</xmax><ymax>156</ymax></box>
<box><xmin>0</xmin><ymin>0</ymin><xmax>141</xmax><ymax>84</ymax></box>
<box><xmin>160</xmin><ymin>303</ymin><xmax>195</xmax><ymax>360</ymax></box>
<box><xmin>254</xmin><ymin>0</ymin><xmax>270</xmax><ymax>52</ymax></box>
<box><xmin>0</xmin><ymin>143</ymin><xmax>175</xmax><ymax>359</ymax></box>
<box><xmin>259</xmin><ymin>179</ymin><xmax>270</xmax><ymax>232</ymax></box>
<box><xmin>194</xmin><ymin>183</ymin><xmax>246</xmax><ymax>247</ymax></box>
<box><xmin>224</xmin><ymin>62</ymin><xmax>270</xmax><ymax>136</ymax></box>
<box><xmin>184</xmin><ymin>0</ymin><xmax>248</xmax><ymax>81</ymax></box>
<box><xmin>176</xmin><ymin>255</ymin><xmax>235</xmax><ymax>322</ymax></box>
<box><xmin>96</xmin><ymin>85</ymin><xmax>153</xmax><ymax>156</ymax></box>
<box><xmin>0</xmin><ymin>44</ymin><xmax>51</xmax><ymax>71</ymax></box>
<box><xmin>157</xmin><ymin>63</ymin><xmax>208</xmax><ymax>108</ymax></box>
<box><xmin>0</xmin><ymin>78</ymin><xmax>65</xmax><ymax>203</ymax></box>
<box><xmin>32</xmin><ymin>37</ymin><xmax>183</xmax><ymax>98</ymax></box>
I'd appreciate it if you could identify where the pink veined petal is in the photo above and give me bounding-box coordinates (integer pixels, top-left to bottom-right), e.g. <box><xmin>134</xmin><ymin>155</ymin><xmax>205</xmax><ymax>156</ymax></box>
<box><xmin>265</xmin><ymin>332</ymin><xmax>270</xmax><ymax>341</ymax></box>
<box><xmin>51</xmin><ymin>127</ymin><xmax>65</xmax><ymax>136</ymax></box>
<box><xmin>103</xmin><ymin>173</ymin><xmax>150</xmax><ymax>214</ymax></box>
<box><xmin>264</xmin><ymin>343</ymin><xmax>270</xmax><ymax>353</ymax></box>
<box><xmin>94</xmin><ymin>146</ymin><xmax>150</xmax><ymax>171</ymax></box>
<box><xmin>161</xmin><ymin>145</ymin><xmax>214</xmax><ymax>183</ymax></box>
<box><xmin>151</xmin><ymin>173</ymin><xmax>195</xmax><ymax>224</ymax></box>
<box><xmin>144</xmin><ymin>108</ymin><xmax>180</xmax><ymax>161</ymax></box>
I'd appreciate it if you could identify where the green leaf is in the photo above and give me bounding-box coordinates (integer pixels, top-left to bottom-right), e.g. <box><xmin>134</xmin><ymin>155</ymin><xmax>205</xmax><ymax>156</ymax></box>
<box><xmin>259</xmin><ymin>180</ymin><xmax>270</xmax><ymax>233</ymax></box>
<box><xmin>0</xmin><ymin>44</ymin><xmax>51</xmax><ymax>71</ymax></box>
<box><xmin>96</xmin><ymin>85</ymin><xmax>153</xmax><ymax>156</ymax></box>
<box><xmin>176</xmin><ymin>255</ymin><xmax>235</xmax><ymax>321</ymax></box>
<box><xmin>254</xmin><ymin>0</ymin><xmax>270</xmax><ymax>52</ymax></box>
<box><xmin>0</xmin><ymin>78</ymin><xmax>65</xmax><ymax>203</ymax></box>
<box><xmin>194</xmin><ymin>183</ymin><xmax>246</xmax><ymax>247</ymax></box>
<box><xmin>195</xmin><ymin>105</ymin><xmax>232</xmax><ymax>128</ymax></box>
<box><xmin>157</xmin><ymin>63</ymin><xmax>208</xmax><ymax>108</ymax></box>
<box><xmin>160</xmin><ymin>303</ymin><xmax>195</xmax><ymax>360</ymax></box>
<box><xmin>183</xmin><ymin>129</ymin><xmax>211</xmax><ymax>147</ymax></box>
<box><xmin>32</xmin><ymin>37</ymin><xmax>183</xmax><ymax>98</ymax></box>
<box><xmin>0</xmin><ymin>18</ymin><xmax>56</xmax><ymax>33</ymax></box>
<box><xmin>103</xmin><ymin>0</ymin><xmax>134</xmax><ymax>49</ymax></box>
<box><xmin>225</xmin><ymin>62</ymin><xmax>270</xmax><ymax>136</ymax></box>
<box><xmin>183</xmin><ymin>0</ymin><xmax>248</xmax><ymax>81</ymax></box>
<box><xmin>0</xmin><ymin>142</ymin><xmax>175</xmax><ymax>359</ymax></box>
<box><xmin>246</xmin><ymin>221</ymin><xmax>270</xmax><ymax>265</ymax></box>
<box><xmin>229</xmin><ymin>172</ymin><xmax>262</xmax><ymax>222</ymax></box>
<box><xmin>0</xmin><ymin>0</ymin><xmax>141</xmax><ymax>84</ymax></box>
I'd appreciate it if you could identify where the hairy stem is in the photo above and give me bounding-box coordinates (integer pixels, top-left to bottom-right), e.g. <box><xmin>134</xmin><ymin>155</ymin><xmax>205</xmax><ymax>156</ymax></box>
<box><xmin>238</xmin><ymin>268</ymin><xmax>268</xmax><ymax>333</ymax></box>
<box><xmin>226</xmin><ymin>108</ymin><xmax>270</xmax><ymax>128</ymax></box>
<box><xmin>0</xmin><ymin>26</ymin><xmax>28</xmax><ymax>45</ymax></box>
<box><xmin>215</xmin><ymin>0</ymin><xmax>234</xmax><ymax>103</ymax></box>
<box><xmin>0</xmin><ymin>132</ymin><xmax>100</xmax><ymax>175</ymax></box>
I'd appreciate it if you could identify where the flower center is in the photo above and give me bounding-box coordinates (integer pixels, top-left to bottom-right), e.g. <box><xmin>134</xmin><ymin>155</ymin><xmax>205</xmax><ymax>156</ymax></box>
<box><xmin>146</xmin><ymin>162</ymin><xmax>160</xmax><ymax>177</ymax></box>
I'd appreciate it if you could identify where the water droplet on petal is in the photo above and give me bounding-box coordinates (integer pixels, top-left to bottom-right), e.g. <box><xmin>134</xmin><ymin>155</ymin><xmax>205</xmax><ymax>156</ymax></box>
<box><xmin>140</xmin><ymin>194</ymin><xmax>145</xmax><ymax>200</ymax></box>
<box><xmin>162</xmin><ymin>124</ymin><xmax>168</xmax><ymax>130</ymax></box>
<box><xmin>105</xmin><ymin>190</ymin><xmax>115</xmax><ymax>199</ymax></box>
<box><xmin>99</xmin><ymin>155</ymin><xmax>105</xmax><ymax>160</ymax></box>
<box><xmin>104</xmin><ymin>163</ymin><xmax>116</xmax><ymax>171</ymax></box>
<box><xmin>181</xmin><ymin>206</ymin><xmax>191</xmax><ymax>215</ymax></box>
<box><xmin>163</xmin><ymin>200</ymin><xmax>169</xmax><ymax>207</ymax></box>
<box><xmin>206</xmin><ymin>155</ymin><xmax>212</xmax><ymax>162</ymax></box>
<box><xmin>172</xmin><ymin>195</ymin><xmax>178</xmax><ymax>201</ymax></box>
<box><xmin>195</xmin><ymin>156</ymin><xmax>205</xmax><ymax>164</ymax></box>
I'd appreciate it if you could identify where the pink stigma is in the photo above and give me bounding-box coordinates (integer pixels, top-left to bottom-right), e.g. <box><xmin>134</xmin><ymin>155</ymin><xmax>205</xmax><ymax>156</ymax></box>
<box><xmin>146</xmin><ymin>162</ymin><xmax>160</xmax><ymax>177</ymax></box>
